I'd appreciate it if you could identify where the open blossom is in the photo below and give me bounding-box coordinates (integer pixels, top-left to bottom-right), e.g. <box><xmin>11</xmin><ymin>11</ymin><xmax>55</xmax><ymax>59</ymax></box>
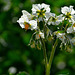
<box><xmin>46</xmin><ymin>13</ymin><xmax>64</xmax><ymax>25</ymax></box>
<box><xmin>67</xmin><ymin>23</ymin><xmax>75</xmax><ymax>33</ymax></box>
<box><xmin>61</xmin><ymin>6</ymin><xmax>75</xmax><ymax>22</ymax></box>
<box><xmin>31</xmin><ymin>3</ymin><xmax>50</xmax><ymax>21</ymax></box>
<box><xmin>17</xmin><ymin>13</ymin><xmax>37</xmax><ymax>30</ymax></box>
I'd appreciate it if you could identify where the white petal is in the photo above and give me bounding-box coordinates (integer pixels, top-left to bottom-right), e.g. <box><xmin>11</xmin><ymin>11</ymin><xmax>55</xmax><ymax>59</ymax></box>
<box><xmin>45</xmin><ymin>13</ymin><xmax>51</xmax><ymax>19</ymax></box>
<box><xmin>19</xmin><ymin>23</ymin><xmax>25</xmax><ymax>28</ymax></box>
<box><xmin>38</xmin><ymin>17</ymin><xmax>43</xmax><ymax>22</ymax></box>
<box><xmin>55</xmin><ymin>21</ymin><xmax>60</xmax><ymax>25</ymax></box>
<box><xmin>22</xmin><ymin>10</ymin><xmax>31</xmax><ymax>16</ymax></box>
<box><xmin>41</xmin><ymin>3</ymin><xmax>50</xmax><ymax>13</ymax></box>
<box><xmin>37</xmin><ymin>4</ymin><xmax>41</xmax><ymax>9</ymax></box>
<box><xmin>51</xmin><ymin>13</ymin><xmax>56</xmax><ymax>17</ymax></box>
<box><xmin>71</xmin><ymin>15</ymin><xmax>75</xmax><ymax>21</ymax></box>
<box><xmin>39</xmin><ymin>32</ymin><xmax>44</xmax><ymax>38</ymax></box>
<box><xmin>73</xmin><ymin>27</ymin><xmax>75</xmax><ymax>30</ymax></box>
<box><xmin>17</xmin><ymin>15</ymin><xmax>29</xmax><ymax>28</ymax></box>
<box><xmin>57</xmin><ymin>14</ymin><xmax>64</xmax><ymax>21</ymax></box>
<box><xmin>32</xmin><ymin>4</ymin><xmax>40</xmax><ymax>13</ymax></box>
<box><xmin>17</xmin><ymin>18</ymin><xmax>25</xmax><ymax>28</ymax></box>
<box><xmin>67</xmin><ymin>26</ymin><xmax>73</xmax><ymax>33</ymax></box>
<box><xmin>22</xmin><ymin>10</ymin><xmax>34</xmax><ymax>20</ymax></box>
<box><xmin>70</xmin><ymin>6</ymin><xmax>75</xmax><ymax>14</ymax></box>
<box><xmin>57</xmin><ymin>33</ymin><xmax>66</xmax><ymax>43</ymax></box>
<box><xmin>48</xmin><ymin>21</ymin><xmax>51</xmax><ymax>25</ymax></box>
<box><xmin>29</xmin><ymin>20</ymin><xmax>37</xmax><ymax>30</ymax></box>
<box><xmin>61</xmin><ymin>6</ymin><xmax>69</xmax><ymax>14</ymax></box>
<box><xmin>21</xmin><ymin>15</ymin><xmax>29</xmax><ymax>22</ymax></box>
<box><xmin>52</xmin><ymin>22</ymin><xmax>56</xmax><ymax>25</ymax></box>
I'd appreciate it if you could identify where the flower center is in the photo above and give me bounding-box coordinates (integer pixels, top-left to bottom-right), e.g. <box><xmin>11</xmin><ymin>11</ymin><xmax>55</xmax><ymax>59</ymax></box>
<box><xmin>39</xmin><ymin>34</ymin><xmax>41</xmax><ymax>38</ymax></box>
<box><xmin>66</xmin><ymin>12</ymin><xmax>72</xmax><ymax>19</ymax></box>
<box><xmin>73</xmin><ymin>23</ymin><xmax>75</xmax><ymax>27</ymax></box>
<box><xmin>61</xmin><ymin>36</ymin><xmax>63</xmax><ymax>39</ymax></box>
<box><xmin>24</xmin><ymin>22</ymin><xmax>30</xmax><ymax>30</ymax></box>
<box><xmin>51</xmin><ymin>17</ymin><xmax>57</xmax><ymax>22</ymax></box>
<box><xmin>37</xmin><ymin>8</ymin><xmax>46</xmax><ymax>17</ymax></box>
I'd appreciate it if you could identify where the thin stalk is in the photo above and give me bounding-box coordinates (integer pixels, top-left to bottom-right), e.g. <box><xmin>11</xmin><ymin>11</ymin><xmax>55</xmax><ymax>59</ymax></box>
<box><xmin>41</xmin><ymin>18</ymin><xmax>47</xmax><ymax>73</ymax></box>
<box><xmin>64</xmin><ymin>23</ymin><xmax>69</xmax><ymax>31</ymax></box>
<box><xmin>46</xmin><ymin>39</ymin><xmax>59</xmax><ymax>75</ymax></box>
<box><xmin>41</xmin><ymin>38</ymin><xmax>47</xmax><ymax>69</ymax></box>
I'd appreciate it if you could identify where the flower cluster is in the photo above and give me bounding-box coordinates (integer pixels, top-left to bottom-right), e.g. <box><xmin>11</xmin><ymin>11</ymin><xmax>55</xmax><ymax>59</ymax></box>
<box><xmin>17</xmin><ymin>3</ymin><xmax>75</xmax><ymax>51</ymax></box>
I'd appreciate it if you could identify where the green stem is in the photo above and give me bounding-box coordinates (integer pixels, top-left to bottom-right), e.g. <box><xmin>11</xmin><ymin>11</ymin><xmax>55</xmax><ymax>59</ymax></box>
<box><xmin>40</xmin><ymin>38</ymin><xmax>47</xmax><ymax>72</ymax></box>
<box><xmin>46</xmin><ymin>39</ymin><xmax>59</xmax><ymax>75</ymax></box>
<box><xmin>41</xmin><ymin>18</ymin><xmax>47</xmax><ymax>73</ymax></box>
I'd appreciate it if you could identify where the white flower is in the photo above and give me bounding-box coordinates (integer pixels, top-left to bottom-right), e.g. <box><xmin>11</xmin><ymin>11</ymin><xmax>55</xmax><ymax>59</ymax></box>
<box><xmin>61</xmin><ymin>6</ymin><xmax>75</xmax><ymax>22</ymax></box>
<box><xmin>70</xmin><ymin>37</ymin><xmax>75</xmax><ymax>45</ymax></box>
<box><xmin>29</xmin><ymin>20</ymin><xmax>37</xmax><ymax>30</ymax></box>
<box><xmin>46</xmin><ymin>13</ymin><xmax>64</xmax><ymax>25</ymax></box>
<box><xmin>17</xmin><ymin>14</ymin><xmax>29</xmax><ymax>28</ymax></box>
<box><xmin>39</xmin><ymin>32</ymin><xmax>44</xmax><ymax>39</ymax></box>
<box><xmin>61</xmin><ymin>6</ymin><xmax>75</xmax><ymax>15</ymax></box>
<box><xmin>54</xmin><ymin>31</ymin><xmax>66</xmax><ymax>43</ymax></box>
<box><xmin>22</xmin><ymin>10</ymin><xmax>34</xmax><ymax>20</ymax></box>
<box><xmin>8</xmin><ymin>67</ymin><xmax>17</xmax><ymax>74</ymax></box>
<box><xmin>32</xmin><ymin>3</ymin><xmax>50</xmax><ymax>21</ymax></box>
<box><xmin>17</xmin><ymin>14</ymin><xmax>37</xmax><ymax>30</ymax></box>
<box><xmin>67</xmin><ymin>23</ymin><xmax>75</xmax><ymax>33</ymax></box>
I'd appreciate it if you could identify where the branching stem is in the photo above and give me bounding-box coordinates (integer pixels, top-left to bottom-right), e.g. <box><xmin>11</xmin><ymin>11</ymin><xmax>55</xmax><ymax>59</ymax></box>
<box><xmin>46</xmin><ymin>39</ymin><xmax>59</xmax><ymax>75</ymax></box>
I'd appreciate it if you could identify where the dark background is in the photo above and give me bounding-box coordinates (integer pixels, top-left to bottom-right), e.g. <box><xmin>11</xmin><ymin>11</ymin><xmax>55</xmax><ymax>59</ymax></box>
<box><xmin>0</xmin><ymin>0</ymin><xmax>75</xmax><ymax>75</ymax></box>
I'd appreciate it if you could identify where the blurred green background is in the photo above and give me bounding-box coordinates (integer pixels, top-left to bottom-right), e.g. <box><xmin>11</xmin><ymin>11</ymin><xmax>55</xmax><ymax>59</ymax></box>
<box><xmin>0</xmin><ymin>0</ymin><xmax>75</xmax><ymax>75</ymax></box>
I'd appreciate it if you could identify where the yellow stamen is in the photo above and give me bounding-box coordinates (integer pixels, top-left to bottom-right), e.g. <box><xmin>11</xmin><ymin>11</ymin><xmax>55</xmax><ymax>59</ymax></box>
<box><xmin>42</xmin><ymin>10</ymin><xmax>45</xmax><ymax>12</ymax></box>
<box><xmin>37</xmin><ymin>13</ymin><xmax>40</xmax><ymax>15</ymax></box>
<box><xmin>66</xmin><ymin>12</ymin><xmax>72</xmax><ymax>18</ymax></box>
<box><xmin>37</xmin><ymin>10</ymin><xmax>41</xmax><ymax>12</ymax></box>
<box><xmin>43</xmin><ymin>13</ymin><xmax>45</xmax><ymax>16</ymax></box>
<box><xmin>37</xmin><ymin>9</ymin><xmax>45</xmax><ymax>16</ymax></box>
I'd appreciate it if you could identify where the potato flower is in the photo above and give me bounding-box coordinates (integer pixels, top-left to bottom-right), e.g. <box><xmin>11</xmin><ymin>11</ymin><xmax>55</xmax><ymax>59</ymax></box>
<box><xmin>46</xmin><ymin>13</ymin><xmax>64</xmax><ymax>25</ymax></box>
<box><xmin>31</xmin><ymin>3</ymin><xmax>50</xmax><ymax>21</ymax></box>
<box><xmin>17</xmin><ymin>11</ymin><xmax>37</xmax><ymax>30</ymax></box>
<box><xmin>61</xmin><ymin>6</ymin><xmax>75</xmax><ymax>22</ymax></box>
